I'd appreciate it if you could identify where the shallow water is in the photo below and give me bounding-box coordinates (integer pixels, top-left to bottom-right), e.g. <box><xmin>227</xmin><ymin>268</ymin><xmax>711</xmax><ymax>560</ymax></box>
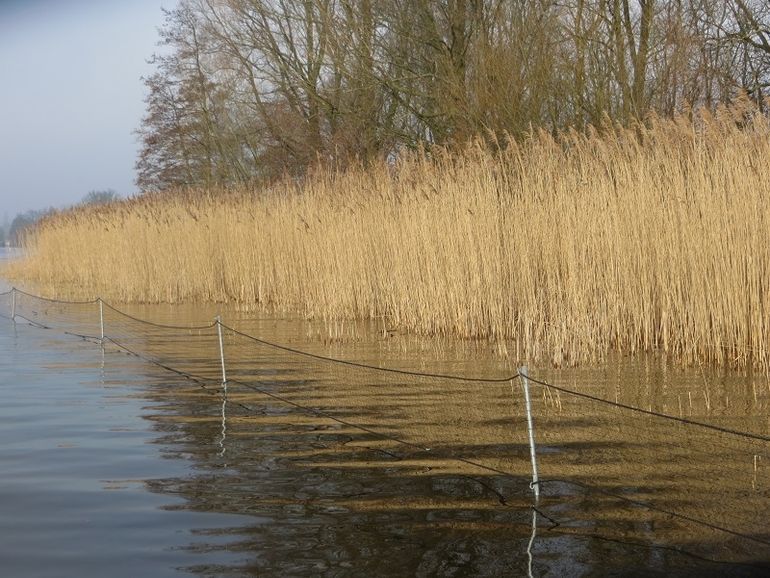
<box><xmin>0</xmin><ymin>325</ymin><xmax>266</xmax><ymax>576</ymax></box>
<box><xmin>2</xmin><ymin>248</ymin><xmax>769</xmax><ymax>576</ymax></box>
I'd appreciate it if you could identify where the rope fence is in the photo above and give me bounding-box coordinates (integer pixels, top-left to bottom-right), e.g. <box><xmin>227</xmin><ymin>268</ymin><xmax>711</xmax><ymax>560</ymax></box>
<box><xmin>2</xmin><ymin>286</ymin><xmax>768</xmax><ymax>569</ymax></box>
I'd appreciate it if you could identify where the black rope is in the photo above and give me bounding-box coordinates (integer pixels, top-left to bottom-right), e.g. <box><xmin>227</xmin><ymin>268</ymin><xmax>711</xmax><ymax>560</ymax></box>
<box><xmin>11</xmin><ymin>289</ymin><xmax>216</xmax><ymax>331</ymax></box>
<box><xmin>104</xmin><ymin>333</ymin><xmax>530</xmax><ymax>505</ymax></box>
<box><xmin>222</xmin><ymin>322</ymin><xmax>519</xmax><ymax>384</ymax></box>
<box><xmin>563</xmin><ymin>529</ymin><xmax>769</xmax><ymax>571</ymax></box>
<box><xmin>7</xmin><ymin>300</ymin><xmax>770</xmax><ymax>563</ymax></box>
<box><xmin>103</xmin><ymin>333</ymin><xmax>529</xmax><ymax>481</ymax></box>
<box><xmin>615</xmin><ymin>424</ymin><xmax>770</xmax><ymax>470</ymax></box>
<box><xmin>13</xmin><ymin>314</ymin><xmax>56</xmax><ymax>331</ymax></box>
<box><xmin>9</xmin><ymin>288</ymin><xmax>518</xmax><ymax>382</ymax></box>
<box><xmin>7</xmin><ymin>288</ymin><xmax>769</xmax><ymax>444</ymax></box>
<box><xmin>83</xmin><ymin>330</ymin><xmax>770</xmax><ymax>559</ymax></box>
<box><xmin>101</xmin><ymin>301</ymin><xmax>217</xmax><ymax>331</ymax></box>
<box><xmin>537</xmin><ymin>477</ymin><xmax>770</xmax><ymax>548</ymax></box>
<box><xmin>102</xmin><ymin>336</ymin><xmax>262</xmax><ymax>413</ymax></box>
<box><xmin>13</xmin><ymin>287</ymin><xmax>98</xmax><ymax>305</ymax></box>
<box><xmin>12</xmin><ymin>313</ymin><xmax>102</xmax><ymax>343</ymax></box>
<box><xmin>537</xmin><ymin>499</ymin><xmax>762</xmax><ymax>572</ymax></box>
<box><xmin>232</xmin><ymin>376</ymin><xmax>537</xmax><ymax>479</ymax></box>
<box><xmin>525</xmin><ymin>373</ymin><xmax>770</xmax><ymax>443</ymax></box>
<box><xmin>103</xmin><ymin>336</ymin><xmax>215</xmax><ymax>381</ymax></box>
<box><xmin>532</xmin><ymin>506</ymin><xmax>560</xmax><ymax>529</ymax></box>
<box><xmin>229</xmin><ymin>376</ymin><xmax>433</xmax><ymax>451</ymax></box>
<box><xmin>97</xmin><ymin>325</ymin><xmax>529</xmax><ymax>479</ymax></box>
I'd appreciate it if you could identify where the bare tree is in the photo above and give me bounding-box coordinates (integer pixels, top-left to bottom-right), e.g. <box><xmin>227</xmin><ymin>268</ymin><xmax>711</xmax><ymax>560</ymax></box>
<box><xmin>136</xmin><ymin>0</ymin><xmax>770</xmax><ymax>191</ymax></box>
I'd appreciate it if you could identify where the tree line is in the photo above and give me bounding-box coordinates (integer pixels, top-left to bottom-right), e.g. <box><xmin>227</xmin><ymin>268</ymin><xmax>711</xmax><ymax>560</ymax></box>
<box><xmin>1</xmin><ymin>210</ymin><xmax>52</xmax><ymax>247</ymax></box>
<box><xmin>1</xmin><ymin>191</ymin><xmax>119</xmax><ymax>247</ymax></box>
<box><xmin>136</xmin><ymin>0</ymin><xmax>770</xmax><ymax>191</ymax></box>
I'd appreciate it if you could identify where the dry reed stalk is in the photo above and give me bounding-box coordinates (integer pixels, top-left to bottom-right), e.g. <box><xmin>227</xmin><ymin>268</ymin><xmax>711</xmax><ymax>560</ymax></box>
<box><xmin>6</xmin><ymin>105</ymin><xmax>770</xmax><ymax>368</ymax></box>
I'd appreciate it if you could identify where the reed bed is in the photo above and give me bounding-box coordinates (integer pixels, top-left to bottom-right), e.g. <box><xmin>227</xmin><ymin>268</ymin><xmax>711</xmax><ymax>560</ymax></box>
<box><xmin>8</xmin><ymin>106</ymin><xmax>770</xmax><ymax>368</ymax></box>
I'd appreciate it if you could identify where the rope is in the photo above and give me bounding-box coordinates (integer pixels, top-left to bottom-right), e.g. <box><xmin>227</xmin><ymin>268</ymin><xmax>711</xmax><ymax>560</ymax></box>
<box><xmin>66</xmin><ymin>328</ymin><xmax>770</xmax><ymax>545</ymax></box>
<box><xmin>101</xmin><ymin>332</ymin><xmax>531</xmax><ymax>482</ymax></box>
<box><xmin>525</xmin><ymin>373</ymin><xmax>770</xmax><ymax>443</ymax></box>
<box><xmin>6</xmin><ymin>292</ymin><xmax>770</xmax><ymax>563</ymax></box>
<box><xmin>537</xmin><ymin>478</ymin><xmax>770</xmax><ymax>548</ymax></box>
<box><xmin>6</xmin><ymin>287</ymin><xmax>770</xmax><ymax>441</ymax></box>
<box><xmin>12</xmin><ymin>313</ymin><xmax>102</xmax><ymax>342</ymax></box>
<box><xmin>6</xmin><ymin>287</ymin><xmax>769</xmax><ymax>442</ymax></box>
<box><xmin>76</xmin><ymin>311</ymin><xmax>770</xmax><ymax>556</ymax></box>
<box><xmin>12</xmin><ymin>287</ymin><xmax>98</xmax><ymax>305</ymax></box>
<box><xmin>104</xmin><ymin>336</ymin><xmax>221</xmax><ymax>385</ymax></box>
<box><xmin>10</xmin><ymin>288</ymin><xmax>216</xmax><ymax>330</ymax></box>
<box><xmin>7</xmin><ymin>302</ymin><xmax>532</xmax><ymax>501</ymax></box>
<box><xmin>9</xmin><ymin>287</ymin><xmax>516</xmax><ymax>382</ymax></box>
<box><xmin>99</xmin><ymin>336</ymin><xmax>260</xmax><ymax>418</ymax></box>
<box><xmin>13</xmin><ymin>314</ymin><xmax>57</xmax><ymax>331</ymax></box>
<box><xmin>100</xmin><ymin>300</ymin><xmax>218</xmax><ymax>331</ymax></box>
<box><xmin>563</xmin><ymin>529</ymin><xmax>769</xmax><ymax>571</ymax></box>
<box><xmin>111</xmin><ymin>324</ymin><xmax>770</xmax><ymax>543</ymax></box>
<box><xmin>222</xmin><ymin>323</ymin><xmax>519</xmax><ymax>384</ymax></box>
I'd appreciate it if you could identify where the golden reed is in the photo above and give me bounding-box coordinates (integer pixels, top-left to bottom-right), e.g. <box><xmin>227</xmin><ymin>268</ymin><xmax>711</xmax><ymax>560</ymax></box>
<box><xmin>8</xmin><ymin>105</ymin><xmax>770</xmax><ymax>368</ymax></box>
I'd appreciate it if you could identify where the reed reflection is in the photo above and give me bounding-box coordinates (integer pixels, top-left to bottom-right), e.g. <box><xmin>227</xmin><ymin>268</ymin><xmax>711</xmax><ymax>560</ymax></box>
<box><xmin>9</xmin><ymin>293</ymin><xmax>767</xmax><ymax>575</ymax></box>
<box><xmin>135</xmin><ymin>352</ymin><xmax>769</xmax><ymax>576</ymax></box>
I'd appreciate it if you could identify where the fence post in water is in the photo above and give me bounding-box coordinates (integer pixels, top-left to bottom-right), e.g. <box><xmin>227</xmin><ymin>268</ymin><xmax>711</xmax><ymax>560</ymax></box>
<box><xmin>215</xmin><ymin>315</ymin><xmax>227</xmax><ymax>387</ymax></box>
<box><xmin>98</xmin><ymin>298</ymin><xmax>105</xmax><ymax>343</ymax></box>
<box><xmin>10</xmin><ymin>287</ymin><xmax>16</xmax><ymax>321</ymax></box>
<box><xmin>519</xmin><ymin>366</ymin><xmax>540</xmax><ymax>501</ymax></box>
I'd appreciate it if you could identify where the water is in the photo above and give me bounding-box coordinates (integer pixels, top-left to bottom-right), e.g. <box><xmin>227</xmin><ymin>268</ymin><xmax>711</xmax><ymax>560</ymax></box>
<box><xmin>2</xmin><ymin>248</ymin><xmax>769</xmax><ymax>576</ymax></box>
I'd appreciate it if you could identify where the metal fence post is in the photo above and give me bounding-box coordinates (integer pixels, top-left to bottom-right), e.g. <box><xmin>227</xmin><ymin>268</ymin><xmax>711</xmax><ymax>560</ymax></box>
<box><xmin>11</xmin><ymin>287</ymin><xmax>16</xmax><ymax>321</ymax></box>
<box><xmin>98</xmin><ymin>298</ymin><xmax>105</xmax><ymax>343</ymax></box>
<box><xmin>216</xmin><ymin>315</ymin><xmax>227</xmax><ymax>387</ymax></box>
<box><xmin>519</xmin><ymin>366</ymin><xmax>540</xmax><ymax>501</ymax></box>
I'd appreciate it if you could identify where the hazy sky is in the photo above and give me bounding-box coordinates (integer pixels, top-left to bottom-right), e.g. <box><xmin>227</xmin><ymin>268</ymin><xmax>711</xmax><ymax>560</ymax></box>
<box><xmin>0</xmin><ymin>0</ymin><xmax>168</xmax><ymax>220</ymax></box>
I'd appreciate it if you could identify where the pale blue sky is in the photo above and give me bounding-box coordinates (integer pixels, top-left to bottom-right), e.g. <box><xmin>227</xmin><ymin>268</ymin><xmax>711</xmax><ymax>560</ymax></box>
<box><xmin>0</xmin><ymin>0</ymin><xmax>168</xmax><ymax>219</ymax></box>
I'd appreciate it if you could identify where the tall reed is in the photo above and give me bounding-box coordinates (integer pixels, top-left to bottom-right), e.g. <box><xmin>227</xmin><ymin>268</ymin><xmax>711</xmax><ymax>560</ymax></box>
<box><xmin>9</xmin><ymin>105</ymin><xmax>770</xmax><ymax>368</ymax></box>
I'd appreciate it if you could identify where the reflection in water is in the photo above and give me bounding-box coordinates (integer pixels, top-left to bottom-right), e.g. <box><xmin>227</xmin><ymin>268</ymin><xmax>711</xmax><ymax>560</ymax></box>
<box><xmin>100</xmin><ymin>340</ymin><xmax>105</xmax><ymax>384</ymax></box>
<box><xmin>527</xmin><ymin>507</ymin><xmax>537</xmax><ymax>578</ymax></box>
<box><xmin>3</xmin><ymin>287</ymin><xmax>770</xmax><ymax>576</ymax></box>
<box><xmin>0</xmin><ymin>319</ymin><xmax>255</xmax><ymax>578</ymax></box>
<box><xmin>142</xmin><ymin>396</ymin><xmax>538</xmax><ymax>575</ymax></box>
<box><xmin>218</xmin><ymin>388</ymin><xmax>227</xmax><ymax>460</ymax></box>
<box><xmin>137</xmin><ymin>353</ymin><xmax>769</xmax><ymax>576</ymax></box>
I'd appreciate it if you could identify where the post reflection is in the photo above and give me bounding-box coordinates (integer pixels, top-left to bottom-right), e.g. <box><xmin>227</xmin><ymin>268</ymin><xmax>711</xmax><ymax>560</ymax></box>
<box><xmin>527</xmin><ymin>506</ymin><xmax>537</xmax><ymax>578</ymax></box>
<box><xmin>217</xmin><ymin>385</ymin><xmax>227</xmax><ymax>460</ymax></box>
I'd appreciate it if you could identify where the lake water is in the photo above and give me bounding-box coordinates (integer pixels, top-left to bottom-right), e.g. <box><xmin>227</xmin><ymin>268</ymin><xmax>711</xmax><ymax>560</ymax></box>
<box><xmin>1</xmin><ymin>247</ymin><xmax>768</xmax><ymax>576</ymax></box>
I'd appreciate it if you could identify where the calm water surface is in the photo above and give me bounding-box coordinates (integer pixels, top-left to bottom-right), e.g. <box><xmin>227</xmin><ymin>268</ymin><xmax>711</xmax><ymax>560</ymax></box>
<box><xmin>1</xmin><ymin>248</ymin><xmax>769</xmax><ymax>576</ymax></box>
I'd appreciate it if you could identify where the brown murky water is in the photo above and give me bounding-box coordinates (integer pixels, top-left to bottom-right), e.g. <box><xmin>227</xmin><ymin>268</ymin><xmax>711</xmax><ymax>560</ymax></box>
<box><xmin>1</xmin><ymin>249</ymin><xmax>769</xmax><ymax>576</ymax></box>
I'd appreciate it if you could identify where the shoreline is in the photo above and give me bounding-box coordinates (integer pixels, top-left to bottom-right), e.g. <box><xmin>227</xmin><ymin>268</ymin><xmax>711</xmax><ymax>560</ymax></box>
<box><xmin>8</xmin><ymin>111</ymin><xmax>770</xmax><ymax>370</ymax></box>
